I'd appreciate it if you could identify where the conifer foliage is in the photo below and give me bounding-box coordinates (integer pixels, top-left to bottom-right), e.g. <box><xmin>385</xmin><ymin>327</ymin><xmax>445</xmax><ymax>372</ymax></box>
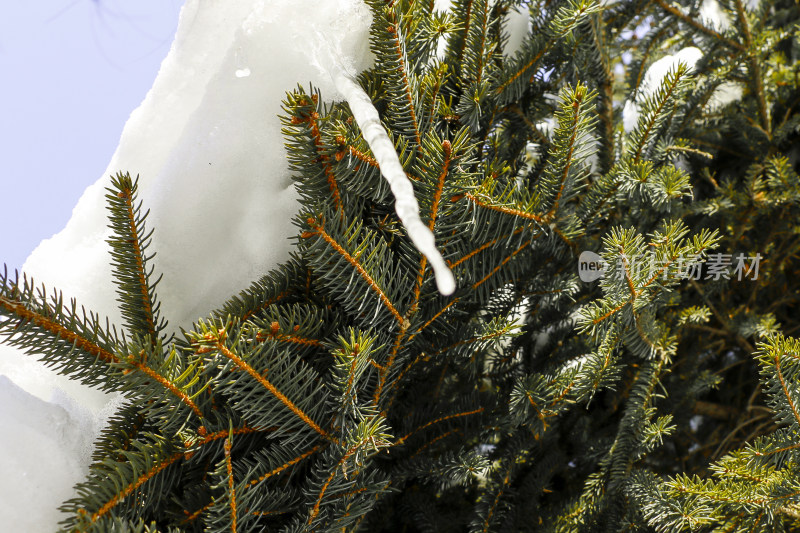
<box><xmin>2</xmin><ymin>0</ymin><xmax>800</xmax><ymax>531</ymax></box>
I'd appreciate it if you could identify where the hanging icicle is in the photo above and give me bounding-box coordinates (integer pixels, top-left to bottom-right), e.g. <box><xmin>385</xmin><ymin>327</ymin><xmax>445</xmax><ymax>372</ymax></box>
<box><xmin>334</xmin><ymin>74</ymin><xmax>456</xmax><ymax>296</ymax></box>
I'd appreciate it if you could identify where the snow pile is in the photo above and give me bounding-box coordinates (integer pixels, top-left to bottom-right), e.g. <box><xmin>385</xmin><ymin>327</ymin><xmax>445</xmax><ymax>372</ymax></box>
<box><xmin>699</xmin><ymin>0</ymin><xmax>732</xmax><ymax>31</ymax></box>
<box><xmin>0</xmin><ymin>0</ymin><xmax>374</xmax><ymax>530</ymax></box>
<box><xmin>0</xmin><ymin>377</ymin><xmax>123</xmax><ymax>531</ymax></box>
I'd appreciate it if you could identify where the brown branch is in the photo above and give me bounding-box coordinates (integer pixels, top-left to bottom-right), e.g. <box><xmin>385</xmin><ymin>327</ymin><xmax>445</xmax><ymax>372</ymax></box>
<box><xmin>495</xmin><ymin>47</ymin><xmax>547</xmax><ymax>94</ymax></box>
<box><xmin>240</xmin><ymin>290</ymin><xmax>290</xmax><ymax>324</ymax></box>
<box><xmin>482</xmin><ymin>462</ymin><xmax>514</xmax><ymax>532</ymax></box>
<box><xmin>126</xmin><ymin>358</ymin><xmax>203</xmax><ymax>418</ymax></box>
<box><xmin>396</xmin><ymin>407</ymin><xmax>484</xmax><ymax>444</ymax></box>
<box><xmin>653</xmin><ymin>0</ymin><xmax>745</xmax><ymax>52</ymax></box>
<box><xmin>249</xmin><ymin>446</ymin><xmax>320</xmax><ymax>487</ymax></box>
<box><xmin>463</xmin><ymin>192</ymin><xmax>547</xmax><ymax>223</ymax></box>
<box><xmin>375</xmin><ymin>320</ymin><xmax>411</xmax><ymax>407</ymax></box>
<box><xmin>181</xmin><ymin>501</ymin><xmax>214</xmax><ymax>524</ymax></box>
<box><xmin>256</xmin><ymin>322</ymin><xmax>323</xmax><ymax>348</ymax></box>
<box><xmin>224</xmin><ymin>439</ymin><xmax>239</xmax><ymax>533</ymax></box>
<box><xmin>472</xmin><ymin>240</ymin><xmax>531</xmax><ymax>290</ymax></box>
<box><xmin>303</xmin><ymin>110</ymin><xmax>344</xmax><ymax>214</ymax></box>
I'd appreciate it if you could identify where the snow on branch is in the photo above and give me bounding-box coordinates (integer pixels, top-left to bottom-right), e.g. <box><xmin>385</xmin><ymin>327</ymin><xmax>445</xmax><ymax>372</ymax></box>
<box><xmin>334</xmin><ymin>74</ymin><xmax>456</xmax><ymax>296</ymax></box>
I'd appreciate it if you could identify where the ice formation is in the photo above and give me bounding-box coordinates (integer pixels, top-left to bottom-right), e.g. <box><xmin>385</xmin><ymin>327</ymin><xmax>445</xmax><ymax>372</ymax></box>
<box><xmin>335</xmin><ymin>74</ymin><xmax>456</xmax><ymax>295</ymax></box>
<box><xmin>0</xmin><ymin>0</ymin><xmax>374</xmax><ymax>530</ymax></box>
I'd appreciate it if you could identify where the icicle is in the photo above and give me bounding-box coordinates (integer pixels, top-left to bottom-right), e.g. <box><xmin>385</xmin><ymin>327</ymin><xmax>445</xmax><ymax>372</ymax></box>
<box><xmin>334</xmin><ymin>74</ymin><xmax>456</xmax><ymax>296</ymax></box>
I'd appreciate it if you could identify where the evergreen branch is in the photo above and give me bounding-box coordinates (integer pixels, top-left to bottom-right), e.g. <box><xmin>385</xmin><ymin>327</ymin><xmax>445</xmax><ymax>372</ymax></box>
<box><xmin>543</xmin><ymin>84</ymin><xmax>596</xmax><ymax>216</ymax></box>
<box><xmin>213</xmin><ymin>338</ymin><xmax>330</xmax><ymax>438</ymax></box>
<box><xmin>240</xmin><ymin>291</ymin><xmax>290</xmax><ymax>324</ymax></box>
<box><xmin>336</xmin><ymin>135</ymin><xmax>380</xmax><ymax>168</ymax></box>
<box><xmin>495</xmin><ymin>46</ymin><xmax>547</xmax><ymax>95</ymax></box>
<box><xmin>250</xmin><ymin>509</ymin><xmax>290</xmax><ymax>518</ymax></box>
<box><xmin>525</xmin><ymin>391</ymin><xmax>551</xmax><ymax>431</ymax></box>
<box><xmin>479</xmin><ymin>461</ymin><xmax>514</xmax><ymax>533</ymax></box>
<box><xmin>194</xmin><ymin>425</ymin><xmax>271</xmax><ymax>447</ymax></box>
<box><xmin>416</xmin><ymin>298</ymin><xmax>459</xmax><ymax>334</ymax></box>
<box><xmin>450</xmin><ymin>227</ymin><xmax>526</xmax><ymax>268</ymax></box>
<box><xmin>671</xmin><ymin>481</ymin><xmax>800</xmax><ymax>506</ymax></box>
<box><xmin>181</xmin><ymin>501</ymin><xmax>214</xmax><ymax>524</ymax></box>
<box><xmin>219</xmin><ymin>253</ymin><xmax>313</xmax><ymax>326</ymax></box>
<box><xmin>754</xmin><ymin>443</ymin><xmax>800</xmax><ymax>458</ymax></box>
<box><xmin>434</xmin><ymin>326</ymin><xmax>514</xmax><ymax>356</ymax></box>
<box><xmin>374</xmin><ymin>320</ymin><xmax>411</xmax><ymax>407</ymax></box>
<box><xmin>462</xmin><ymin>192</ymin><xmax>547</xmax><ymax>223</ymax></box>
<box><xmin>256</xmin><ymin>321</ymin><xmax>324</xmax><ymax>348</ymax></box>
<box><xmin>409</xmin><ymin>428</ymin><xmax>462</xmax><ymax>459</ymax></box>
<box><xmin>309</xmin><ymin>462</ymin><xmax>346</xmax><ymax>524</ymax></box>
<box><xmin>461</xmin><ymin>0</ymin><xmax>491</xmax><ymax>85</ymax></box>
<box><xmin>426</xmin><ymin>139</ymin><xmax>452</xmax><ymax>231</ymax></box>
<box><xmin>126</xmin><ymin>356</ymin><xmax>203</xmax><ymax>418</ymax></box>
<box><xmin>653</xmin><ymin>0</ymin><xmax>745</xmax><ymax>52</ymax></box>
<box><xmin>459</xmin><ymin>0</ymin><xmax>475</xmax><ymax>67</ymax></box>
<box><xmin>631</xmin><ymin>63</ymin><xmax>689</xmax><ymax>163</ymax></box>
<box><xmin>388</xmin><ymin>351</ymin><xmax>429</xmax><ymax>395</ymax></box>
<box><xmin>757</xmin><ymin>335</ymin><xmax>800</xmax><ymax>431</ymax></box>
<box><xmin>1</xmin><ymin>279</ymin><xmax>202</xmax><ymax>416</ymax></box>
<box><xmin>0</xmin><ymin>294</ymin><xmax>116</xmax><ymax>364</ymax></box>
<box><xmin>306</xmin><ymin>108</ymin><xmax>345</xmax><ymax>215</ymax></box>
<box><xmin>247</xmin><ymin>446</ymin><xmax>320</xmax><ymax>487</ymax></box>
<box><xmin>87</xmin><ymin>451</ymin><xmax>184</xmax><ymax>524</ymax></box>
<box><xmin>472</xmin><ymin>240</ymin><xmax>531</xmax><ymax>290</ymax></box>
<box><xmin>305</xmin><ymin>217</ymin><xmax>404</xmax><ymax>325</ymax></box>
<box><xmin>105</xmin><ymin>172</ymin><xmax>165</xmax><ymax>345</ymax></box>
<box><xmin>734</xmin><ymin>0</ymin><xmax>770</xmax><ymax>133</ymax></box>
<box><xmin>387</xmin><ymin>23</ymin><xmax>422</xmax><ymax>146</ymax></box>
<box><xmin>307</xmin><ymin>421</ymin><xmax>391</xmax><ymax>525</ymax></box>
<box><xmin>224</xmin><ymin>439</ymin><xmax>239</xmax><ymax>533</ymax></box>
<box><xmin>590</xmin><ymin>300</ymin><xmax>629</xmax><ymax>325</ymax></box>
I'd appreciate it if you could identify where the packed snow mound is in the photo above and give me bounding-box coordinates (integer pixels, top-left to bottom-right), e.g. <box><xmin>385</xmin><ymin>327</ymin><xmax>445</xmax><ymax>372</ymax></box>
<box><xmin>0</xmin><ymin>0</ymin><xmax>374</xmax><ymax>530</ymax></box>
<box><xmin>23</xmin><ymin>0</ymin><xmax>374</xmax><ymax>329</ymax></box>
<box><xmin>0</xmin><ymin>376</ymin><xmax>123</xmax><ymax>532</ymax></box>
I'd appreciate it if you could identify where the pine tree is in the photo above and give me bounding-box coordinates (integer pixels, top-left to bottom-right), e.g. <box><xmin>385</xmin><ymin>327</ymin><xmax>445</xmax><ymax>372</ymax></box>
<box><xmin>2</xmin><ymin>0</ymin><xmax>800</xmax><ymax>531</ymax></box>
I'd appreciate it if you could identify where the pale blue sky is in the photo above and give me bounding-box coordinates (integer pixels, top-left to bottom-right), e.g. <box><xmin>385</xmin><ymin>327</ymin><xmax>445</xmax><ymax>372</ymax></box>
<box><xmin>0</xmin><ymin>0</ymin><xmax>183</xmax><ymax>271</ymax></box>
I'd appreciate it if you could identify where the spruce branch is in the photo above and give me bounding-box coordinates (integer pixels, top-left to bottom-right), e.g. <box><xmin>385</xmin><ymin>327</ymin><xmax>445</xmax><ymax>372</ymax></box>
<box><xmin>105</xmin><ymin>172</ymin><xmax>168</xmax><ymax>347</ymax></box>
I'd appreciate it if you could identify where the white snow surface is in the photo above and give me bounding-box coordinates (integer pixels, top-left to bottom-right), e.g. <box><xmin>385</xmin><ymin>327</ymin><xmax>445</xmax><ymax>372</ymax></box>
<box><xmin>0</xmin><ymin>1</ymin><xmax>374</xmax><ymax>530</ymax></box>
